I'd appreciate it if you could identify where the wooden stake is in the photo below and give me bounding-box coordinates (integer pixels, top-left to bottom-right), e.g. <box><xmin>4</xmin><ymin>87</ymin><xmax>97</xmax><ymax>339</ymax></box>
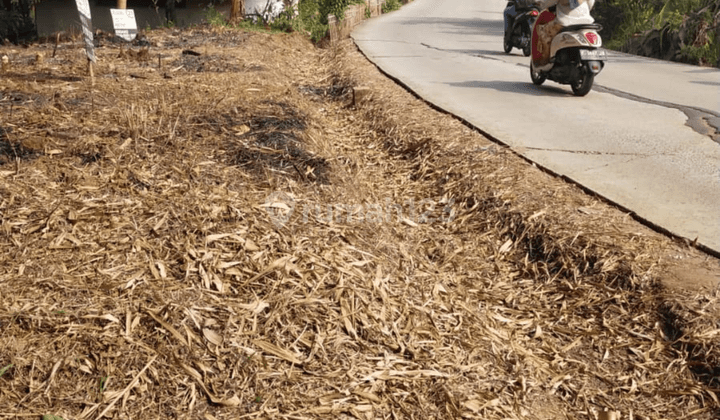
<box><xmin>88</xmin><ymin>58</ymin><xmax>95</xmax><ymax>113</ymax></box>
<box><xmin>53</xmin><ymin>32</ymin><xmax>60</xmax><ymax>58</ymax></box>
<box><xmin>88</xmin><ymin>59</ymin><xmax>95</xmax><ymax>86</ymax></box>
<box><xmin>117</xmin><ymin>0</ymin><xmax>126</xmax><ymax>8</ymax></box>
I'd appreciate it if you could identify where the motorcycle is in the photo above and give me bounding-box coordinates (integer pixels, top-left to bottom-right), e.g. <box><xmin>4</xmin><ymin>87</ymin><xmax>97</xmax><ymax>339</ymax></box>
<box><xmin>529</xmin><ymin>9</ymin><xmax>607</xmax><ymax>96</ymax></box>
<box><xmin>503</xmin><ymin>2</ymin><xmax>540</xmax><ymax>57</ymax></box>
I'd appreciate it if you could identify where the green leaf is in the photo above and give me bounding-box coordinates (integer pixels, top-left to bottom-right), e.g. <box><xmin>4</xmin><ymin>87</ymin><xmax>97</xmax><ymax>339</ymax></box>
<box><xmin>99</xmin><ymin>375</ymin><xmax>109</xmax><ymax>391</ymax></box>
<box><xmin>0</xmin><ymin>364</ymin><xmax>12</xmax><ymax>378</ymax></box>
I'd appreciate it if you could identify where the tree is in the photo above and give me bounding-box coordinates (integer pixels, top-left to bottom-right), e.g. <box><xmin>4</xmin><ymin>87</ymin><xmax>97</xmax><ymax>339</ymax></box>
<box><xmin>0</xmin><ymin>0</ymin><xmax>36</xmax><ymax>43</ymax></box>
<box><xmin>230</xmin><ymin>0</ymin><xmax>246</xmax><ymax>22</ymax></box>
<box><xmin>166</xmin><ymin>0</ymin><xmax>177</xmax><ymax>24</ymax></box>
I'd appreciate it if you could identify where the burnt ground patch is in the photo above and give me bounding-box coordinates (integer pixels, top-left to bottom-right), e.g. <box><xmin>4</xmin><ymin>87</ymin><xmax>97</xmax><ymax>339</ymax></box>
<box><xmin>78</xmin><ymin>151</ymin><xmax>103</xmax><ymax>165</ymax></box>
<box><xmin>298</xmin><ymin>83</ymin><xmax>352</xmax><ymax>101</ymax></box>
<box><xmin>1</xmin><ymin>89</ymin><xmax>49</xmax><ymax>107</ymax></box>
<box><xmin>0</xmin><ymin>127</ymin><xmax>39</xmax><ymax>165</ymax></box>
<box><xmin>0</xmin><ymin>139</ymin><xmax>39</xmax><ymax>165</ymax></box>
<box><xmin>221</xmin><ymin>101</ymin><xmax>329</xmax><ymax>184</ymax></box>
<box><xmin>158</xmin><ymin>28</ymin><xmax>251</xmax><ymax>49</ymax></box>
<box><xmin>250</xmin><ymin>100</ymin><xmax>308</xmax><ymax>131</ymax></box>
<box><xmin>1</xmin><ymin>71</ymin><xmax>82</xmax><ymax>84</ymax></box>
<box><xmin>659</xmin><ymin>300</ymin><xmax>720</xmax><ymax>409</ymax></box>
<box><xmin>231</xmin><ymin>133</ymin><xmax>330</xmax><ymax>184</ymax></box>
<box><xmin>170</xmin><ymin>52</ymin><xmax>244</xmax><ymax>73</ymax></box>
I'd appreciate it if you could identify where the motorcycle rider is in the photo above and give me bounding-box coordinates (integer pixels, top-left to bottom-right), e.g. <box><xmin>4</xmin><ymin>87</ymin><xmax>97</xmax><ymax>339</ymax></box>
<box><xmin>504</xmin><ymin>0</ymin><xmax>540</xmax><ymax>35</ymax></box>
<box><xmin>503</xmin><ymin>0</ymin><xmax>517</xmax><ymax>35</ymax></box>
<box><xmin>533</xmin><ymin>0</ymin><xmax>596</xmax><ymax>67</ymax></box>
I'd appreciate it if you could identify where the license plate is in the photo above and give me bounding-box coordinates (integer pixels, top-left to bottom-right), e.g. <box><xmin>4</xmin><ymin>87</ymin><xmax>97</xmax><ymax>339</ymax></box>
<box><xmin>580</xmin><ymin>49</ymin><xmax>607</xmax><ymax>60</ymax></box>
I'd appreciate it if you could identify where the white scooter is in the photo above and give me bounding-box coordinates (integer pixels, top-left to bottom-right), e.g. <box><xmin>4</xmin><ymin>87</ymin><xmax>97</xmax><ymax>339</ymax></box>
<box><xmin>529</xmin><ymin>7</ymin><xmax>607</xmax><ymax>96</ymax></box>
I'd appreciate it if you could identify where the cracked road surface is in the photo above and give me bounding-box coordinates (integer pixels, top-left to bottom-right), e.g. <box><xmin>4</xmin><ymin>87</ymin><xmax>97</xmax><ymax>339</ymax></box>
<box><xmin>352</xmin><ymin>0</ymin><xmax>720</xmax><ymax>254</ymax></box>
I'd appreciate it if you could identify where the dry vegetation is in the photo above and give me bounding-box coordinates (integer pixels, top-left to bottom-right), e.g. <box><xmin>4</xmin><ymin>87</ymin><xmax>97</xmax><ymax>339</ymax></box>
<box><xmin>1</xmin><ymin>26</ymin><xmax>720</xmax><ymax>420</ymax></box>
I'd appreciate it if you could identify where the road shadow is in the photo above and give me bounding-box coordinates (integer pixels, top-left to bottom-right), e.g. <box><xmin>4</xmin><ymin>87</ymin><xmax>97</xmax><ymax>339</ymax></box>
<box><xmin>448</xmin><ymin>80</ymin><xmax>571</xmax><ymax>97</ymax></box>
<box><xmin>476</xmin><ymin>49</ymin><xmax>533</xmax><ymax>61</ymax></box>
<box><xmin>690</xmin><ymin>80</ymin><xmax>720</xmax><ymax>87</ymax></box>
<box><xmin>685</xmin><ymin>68</ymin><xmax>720</xmax><ymax>74</ymax></box>
<box><xmin>608</xmin><ymin>53</ymin><xmax>720</xmax><ymax>75</ymax></box>
<box><xmin>428</xmin><ymin>47</ymin><xmax>511</xmax><ymax>58</ymax></box>
<box><xmin>397</xmin><ymin>17</ymin><xmax>503</xmax><ymax>37</ymax></box>
<box><xmin>418</xmin><ymin>45</ymin><xmax>529</xmax><ymax>61</ymax></box>
<box><xmin>473</xmin><ymin>10</ymin><xmax>504</xmax><ymax>15</ymax></box>
<box><xmin>487</xmin><ymin>50</ymin><xmax>529</xmax><ymax>58</ymax></box>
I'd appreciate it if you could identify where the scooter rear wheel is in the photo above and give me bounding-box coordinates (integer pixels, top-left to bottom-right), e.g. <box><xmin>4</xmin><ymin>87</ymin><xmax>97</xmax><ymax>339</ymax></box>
<box><xmin>530</xmin><ymin>62</ymin><xmax>546</xmax><ymax>85</ymax></box>
<box><xmin>571</xmin><ymin>72</ymin><xmax>594</xmax><ymax>96</ymax></box>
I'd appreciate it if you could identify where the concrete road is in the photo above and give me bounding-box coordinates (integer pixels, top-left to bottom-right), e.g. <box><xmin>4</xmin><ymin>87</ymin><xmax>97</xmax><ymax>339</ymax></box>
<box><xmin>352</xmin><ymin>0</ymin><xmax>720</xmax><ymax>254</ymax></box>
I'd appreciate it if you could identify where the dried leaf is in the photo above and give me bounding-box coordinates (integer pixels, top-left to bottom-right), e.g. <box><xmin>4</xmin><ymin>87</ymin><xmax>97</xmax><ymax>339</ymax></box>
<box><xmin>252</xmin><ymin>339</ymin><xmax>303</xmax><ymax>364</ymax></box>
<box><xmin>498</xmin><ymin>239</ymin><xmax>513</xmax><ymax>254</ymax></box>
<box><xmin>146</xmin><ymin>310</ymin><xmax>188</xmax><ymax>346</ymax></box>
<box><xmin>463</xmin><ymin>399</ymin><xmax>482</xmax><ymax>413</ymax></box>
<box><xmin>238</xmin><ymin>299</ymin><xmax>270</xmax><ymax>315</ymax></box>
<box><xmin>203</xmin><ymin>328</ymin><xmax>223</xmax><ymax>346</ymax></box>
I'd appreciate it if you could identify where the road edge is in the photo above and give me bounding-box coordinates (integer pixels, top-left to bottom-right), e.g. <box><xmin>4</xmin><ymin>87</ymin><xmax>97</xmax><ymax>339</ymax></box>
<box><xmin>349</xmin><ymin>34</ymin><xmax>720</xmax><ymax>260</ymax></box>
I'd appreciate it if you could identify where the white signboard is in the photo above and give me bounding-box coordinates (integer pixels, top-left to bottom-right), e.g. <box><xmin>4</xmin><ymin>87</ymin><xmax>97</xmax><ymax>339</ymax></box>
<box><xmin>75</xmin><ymin>0</ymin><xmax>96</xmax><ymax>62</ymax></box>
<box><xmin>110</xmin><ymin>9</ymin><xmax>138</xmax><ymax>42</ymax></box>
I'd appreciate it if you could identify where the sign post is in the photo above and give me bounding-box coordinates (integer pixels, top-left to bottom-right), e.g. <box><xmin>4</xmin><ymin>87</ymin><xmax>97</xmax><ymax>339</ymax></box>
<box><xmin>75</xmin><ymin>0</ymin><xmax>95</xmax><ymax>62</ymax></box>
<box><xmin>110</xmin><ymin>9</ymin><xmax>138</xmax><ymax>42</ymax></box>
<box><xmin>74</xmin><ymin>0</ymin><xmax>96</xmax><ymax>84</ymax></box>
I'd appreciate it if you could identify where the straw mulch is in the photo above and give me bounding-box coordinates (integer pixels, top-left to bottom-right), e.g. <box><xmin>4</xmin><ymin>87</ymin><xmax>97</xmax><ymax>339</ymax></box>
<box><xmin>1</xmin><ymin>26</ymin><xmax>719</xmax><ymax>420</ymax></box>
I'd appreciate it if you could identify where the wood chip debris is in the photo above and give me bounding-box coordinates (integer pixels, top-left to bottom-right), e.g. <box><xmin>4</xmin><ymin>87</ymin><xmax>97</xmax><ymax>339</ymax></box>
<box><xmin>0</xmin><ymin>25</ymin><xmax>718</xmax><ymax>420</ymax></box>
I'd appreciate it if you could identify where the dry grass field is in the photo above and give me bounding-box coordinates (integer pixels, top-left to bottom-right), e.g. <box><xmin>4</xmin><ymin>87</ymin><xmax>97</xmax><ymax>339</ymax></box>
<box><xmin>1</xmin><ymin>26</ymin><xmax>720</xmax><ymax>420</ymax></box>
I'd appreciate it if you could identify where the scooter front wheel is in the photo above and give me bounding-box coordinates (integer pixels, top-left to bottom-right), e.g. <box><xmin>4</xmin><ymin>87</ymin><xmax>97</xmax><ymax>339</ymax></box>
<box><xmin>571</xmin><ymin>71</ymin><xmax>594</xmax><ymax>96</ymax></box>
<box><xmin>530</xmin><ymin>61</ymin><xmax>546</xmax><ymax>85</ymax></box>
<box><xmin>503</xmin><ymin>34</ymin><xmax>513</xmax><ymax>54</ymax></box>
<box><xmin>522</xmin><ymin>25</ymin><xmax>532</xmax><ymax>56</ymax></box>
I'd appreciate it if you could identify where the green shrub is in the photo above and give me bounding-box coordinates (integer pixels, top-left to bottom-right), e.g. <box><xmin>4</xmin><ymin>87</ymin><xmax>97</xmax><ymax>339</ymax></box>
<box><xmin>204</xmin><ymin>0</ymin><xmax>371</xmax><ymax>44</ymax></box>
<box><xmin>0</xmin><ymin>10</ymin><xmax>36</xmax><ymax>43</ymax></box>
<box><xmin>382</xmin><ymin>0</ymin><xmax>401</xmax><ymax>13</ymax></box>
<box><xmin>596</xmin><ymin>0</ymin><xmax>717</xmax><ymax>50</ymax></box>
<box><xmin>204</xmin><ymin>5</ymin><xmax>228</xmax><ymax>26</ymax></box>
<box><xmin>600</xmin><ymin>0</ymin><xmax>657</xmax><ymax>49</ymax></box>
<box><xmin>259</xmin><ymin>0</ymin><xmax>332</xmax><ymax>43</ymax></box>
<box><xmin>318</xmin><ymin>0</ymin><xmax>366</xmax><ymax>24</ymax></box>
<box><xmin>270</xmin><ymin>9</ymin><xmax>297</xmax><ymax>32</ymax></box>
<box><xmin>681</xmin><ymin>41</ymin><xmax>719</xmax><ymax>64</ymax></box>
<box><xmin>680</xmin><ymin>22</ymin><xmax>719</xmax><ymax>65</ymax></box>
<box><xmin>298</xmin><ymin>0</ymin><xmax>329</xmax><ymax>42</ymax></box>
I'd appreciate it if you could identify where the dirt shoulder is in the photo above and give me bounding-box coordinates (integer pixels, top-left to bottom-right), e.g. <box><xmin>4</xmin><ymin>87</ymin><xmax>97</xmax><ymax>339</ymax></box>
<box><xmin>0</xmin><ymin>27</ymin><xmax>719</xmax><ymax>420</ymax></box>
